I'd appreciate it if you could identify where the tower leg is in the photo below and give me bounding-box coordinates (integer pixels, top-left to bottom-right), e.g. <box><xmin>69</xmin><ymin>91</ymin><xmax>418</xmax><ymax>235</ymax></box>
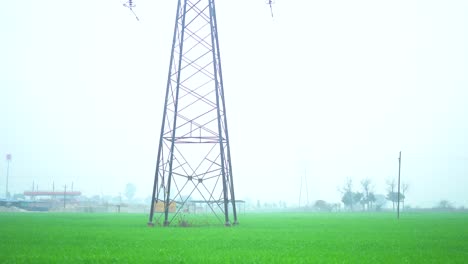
<box><xmin>147</xmin><ymin>0</ymin><xmax>184</xmax><ymax>228</ymax></box>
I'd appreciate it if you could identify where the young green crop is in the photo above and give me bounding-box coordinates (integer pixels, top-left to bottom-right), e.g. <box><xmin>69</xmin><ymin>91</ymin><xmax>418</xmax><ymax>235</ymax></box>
<box><xmin>1</xmin><ymin>212</ymin><xmax>467</xmax><ymax>263</ymax></box>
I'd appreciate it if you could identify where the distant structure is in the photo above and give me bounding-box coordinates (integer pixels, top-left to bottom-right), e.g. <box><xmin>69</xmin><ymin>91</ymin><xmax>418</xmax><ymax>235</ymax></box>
<box><xmin>23</xmin><ymin>191</ymin><xmax>82</xmax><ymax>200</ymax></box>
<box><xmin>147</xmin><ymin>0</ymin><xmax>238</xmax><ymax>227</ymax></box>
<box><xmin>13</xmin><ymin>182</ymin><xmax>82</xmax><ymax>211</ymax></box>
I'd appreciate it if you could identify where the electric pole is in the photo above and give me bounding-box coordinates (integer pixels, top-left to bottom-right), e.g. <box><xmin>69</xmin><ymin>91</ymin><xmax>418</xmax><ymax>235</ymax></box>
<box><xmin>64</xmin><ymin>185</ymin><xmax>67</xmax><ymax>209</ymax></box>
<box><xmin>397</xmin><ymin>151</ymin><xmax>402</xmax><ymax>219</ymax></box>
<box><xmin>5</xmin><ymin>154</ymin><xmax>11</xmax><ymax>199</ymax></box>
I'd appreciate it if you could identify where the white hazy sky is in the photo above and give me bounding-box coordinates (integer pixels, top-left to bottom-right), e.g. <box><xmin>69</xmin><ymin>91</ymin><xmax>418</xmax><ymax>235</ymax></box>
<box><xmin>1</xmin><ymin>0</ymin><xmax>467</xmax><ymax>207</ymax></box>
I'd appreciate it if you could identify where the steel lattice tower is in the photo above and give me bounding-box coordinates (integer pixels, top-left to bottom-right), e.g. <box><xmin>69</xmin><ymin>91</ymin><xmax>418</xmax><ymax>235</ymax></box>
<box><xmin>148</xmin><ymin>0</ymin><xmax>238</xmax><ymax>227</ymax></box>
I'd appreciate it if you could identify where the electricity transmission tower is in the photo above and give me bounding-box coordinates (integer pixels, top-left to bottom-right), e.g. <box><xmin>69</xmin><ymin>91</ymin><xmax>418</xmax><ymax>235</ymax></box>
<box><xmin>147</xmin><ymin>0</ymin><xmax>238</xmax><ymax>227</ymax></box>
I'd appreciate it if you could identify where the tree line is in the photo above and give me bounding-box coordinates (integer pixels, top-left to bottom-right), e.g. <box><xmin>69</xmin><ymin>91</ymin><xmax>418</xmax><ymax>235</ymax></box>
<box><xmin>339</xmin><ymin>178</ymin><xmax>409</xmax><ymax>211</ymax></box>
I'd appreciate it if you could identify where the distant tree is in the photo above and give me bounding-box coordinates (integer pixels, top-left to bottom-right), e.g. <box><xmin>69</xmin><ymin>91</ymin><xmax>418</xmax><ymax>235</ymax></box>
<box><xmin>386</xmin><ymin>178</ymin><xmax>397</xmax><ymax>210</ymax></box>
<box><xmin>341</xmin><ymin>191</ymin><xmax>363</xmax><ymax>210</ymax></box>
<box><xmin>353</xmin><ymin>192</ymin><xmax>364</xmax><ymax>210</ymax></box>
<box><xmin>436</xmin><ymin>200</ymin><xmax>454</xmax><ymax>210</ymax></box>
<box><xmin>340</xmin><ymin>178</ymin><xmax>353</xmax><ymax>209</ymax></box>
<box><xmin>278</xmin><ymin>200</ymin><xmax>287</xmax><ymax>208</ymax></box>
<box><xmin>401</xmin><ymin>183</ymin><xmax>409</xmax><ymax>210</ymax></box>
<box><xmin>341</xmin><ymin>191</ymin><xmax>354</xmax><ymax>209</ymax></box>
<box><xmin>386</xmin><ymin>191</ymin><xmax>405</xmax><ymax>208</ymax></box>
<box><xmin>368</xmin><ymin>192</ymin><xmax>376</xmax><ymax>210</ymax></box>
<box><xmin>343</xmin><ymin>178</ymin><xmax>353</xmax><ymax>193</ymax></box>
<box><xmin>360</xmin><ymin>178</ymin><xmax>375</xmax><ymax>210</ymax></box>
<box><xmin>340</xmin><ymin>178</ymin><xmax>364</xmax><ymax>210</ymax></box>
<box><xmin>125</xmin><ymin>183</ymin><xmax>137</xmax><ymax>201</ymax></box>
<box><xmin>373</xmin><ymin>194</ymin><xmax>387</xmax><ymax>210</ymax></box>
<box><xmin>314</xmin><ymin>200</ymin><xmax>332</xmax><ymax>212</ymax></box>
<box><xmin>332</xmin><ymin>203</ymin><xmax>342</xmax><ymax>212</ymax></box>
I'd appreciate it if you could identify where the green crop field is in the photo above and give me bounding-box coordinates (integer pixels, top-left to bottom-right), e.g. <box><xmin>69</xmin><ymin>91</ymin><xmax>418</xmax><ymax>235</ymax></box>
<box><xmin>1</xmin><ymin>212</ymin><xmax>467</xmax><ymax>263</ymax></box>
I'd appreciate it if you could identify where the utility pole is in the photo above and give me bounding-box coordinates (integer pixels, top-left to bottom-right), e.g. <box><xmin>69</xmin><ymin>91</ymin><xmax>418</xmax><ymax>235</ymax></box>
<box><xmin>299</xmin><ymin>175</ymin><xmax>303</xmax><ymax>207</ymax></box>
<box><xmin>5</xmin><ymin>154</ymin><xmax>11</xmax><ymax>199</ymax></box>
<box><xmin>118</xmin><ymin>192</ymin><xmax>122</xmax><ymax>213</ymax></box>
<box><xmin>31</xmin><ymin>181</ymin><xmax>35</xmax><ymax>200</ymax></box>
<box><xmin>64</xmin><ymin>185</ymin><xmax>67</xmax><ymax>209</ymax></box>
<box><xmin>397</xmin><ymin>151</ymin><xmax>402</xmax><ymax>219</ymax></box>
<box><xmin>305</xmin><ymin>169</ymin><xmax>309</xmax><ymax>206</ymax></box>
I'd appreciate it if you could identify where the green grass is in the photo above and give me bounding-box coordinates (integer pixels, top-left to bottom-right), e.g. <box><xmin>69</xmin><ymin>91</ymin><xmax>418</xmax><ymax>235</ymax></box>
<box><xmin>1</xmin><ymin>212</ymin><xmax>468</xmax><ymax>263</ymax></box>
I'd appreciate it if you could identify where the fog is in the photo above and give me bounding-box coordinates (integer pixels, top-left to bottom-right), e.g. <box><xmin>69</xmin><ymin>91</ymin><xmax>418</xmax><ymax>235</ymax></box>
<box><xmin>1</xmin><ymin>0</ymin><xmax>467</xmax><ymax>208</ymax></box>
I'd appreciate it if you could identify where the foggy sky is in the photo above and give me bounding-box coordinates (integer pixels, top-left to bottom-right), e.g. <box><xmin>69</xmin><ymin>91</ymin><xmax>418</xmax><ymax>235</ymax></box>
<box><xmin>1</xmin><ymin>0</ymin><xmax>467</xmax><ymax>207</ymax></box>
